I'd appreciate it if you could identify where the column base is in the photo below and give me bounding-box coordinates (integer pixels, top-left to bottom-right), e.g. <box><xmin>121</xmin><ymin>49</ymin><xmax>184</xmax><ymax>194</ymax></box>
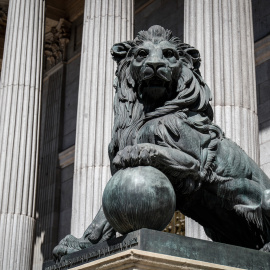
<box><xmin>43</xmin><ymin>229</ymin><xmax>270</xmax><ymax>270</ymax></box>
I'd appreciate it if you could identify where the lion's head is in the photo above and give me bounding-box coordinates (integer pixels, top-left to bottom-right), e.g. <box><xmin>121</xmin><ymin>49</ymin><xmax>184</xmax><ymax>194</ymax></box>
<box><xmin>109</xmin><ymin>25</ymin><xmax>218</xmax><ymax>172</ymax></box>
<box><xmin>111</xmin><ymin>25</ymin><xmax>213</xmax><ymax>117</ymax></box>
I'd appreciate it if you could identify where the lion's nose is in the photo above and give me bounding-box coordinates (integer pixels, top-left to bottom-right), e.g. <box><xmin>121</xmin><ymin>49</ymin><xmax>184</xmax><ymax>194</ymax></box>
<box><xmin>146</xmin><ymin>61</ymin><xmax>165</xmax><ymax>71</ymax></box>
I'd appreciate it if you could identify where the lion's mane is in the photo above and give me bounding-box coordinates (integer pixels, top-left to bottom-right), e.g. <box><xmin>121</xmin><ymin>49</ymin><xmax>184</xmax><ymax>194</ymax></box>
<box><xmin>109</xmin><ymin>26</ymin><xmax>223</xmax><ymax>179</ymax></box>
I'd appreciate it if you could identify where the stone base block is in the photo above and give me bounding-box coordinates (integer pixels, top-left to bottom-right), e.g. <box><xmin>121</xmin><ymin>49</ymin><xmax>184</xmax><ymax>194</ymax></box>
<box><xmin>71</xmin><ymin>249</ymin><xmax>243</xmax><ymax>270</ymax></box>
<box><xmin>43</xmin><ymin>229</ymin><xmax>270</xmax><ymax>270</ymax></box>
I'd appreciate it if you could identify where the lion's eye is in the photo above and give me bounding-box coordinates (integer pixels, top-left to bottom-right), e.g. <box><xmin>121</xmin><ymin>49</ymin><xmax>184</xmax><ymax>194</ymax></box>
<box><xmin>138</xmin><ymin>50</ymin><xmax>148</xmax><ymax>58</ymax></box>
<box><xmin>163</xmin><ymin>50</ymin><xmax>174</xmax><ymax>58</ymax></box>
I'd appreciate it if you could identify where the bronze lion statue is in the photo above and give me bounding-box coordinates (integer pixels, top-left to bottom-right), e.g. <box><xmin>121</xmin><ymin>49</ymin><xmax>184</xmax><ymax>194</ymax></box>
<box><xmin>53</xmin><ymin>25</ymin><xmax>270</xmax><ymax>260</ymax></box>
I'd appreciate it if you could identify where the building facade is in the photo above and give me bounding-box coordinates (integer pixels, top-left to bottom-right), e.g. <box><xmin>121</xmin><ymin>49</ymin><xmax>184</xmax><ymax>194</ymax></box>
<box><xmin>0</xmin><ymin>0</ymin><xmax>269</xmax><ymax>269</ymax></box>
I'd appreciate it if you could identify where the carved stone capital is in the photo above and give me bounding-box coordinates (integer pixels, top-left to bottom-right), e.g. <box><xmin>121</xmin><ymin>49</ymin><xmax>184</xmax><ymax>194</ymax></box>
<box><xmin>0</xmin><ymin>6</ymin><xmax>7</xmax><ymax>28</ymax></box>
<box><xmin>44</xmin><ymin>18</ymin><xmax>71</xmax><ymax>70</ymax></box>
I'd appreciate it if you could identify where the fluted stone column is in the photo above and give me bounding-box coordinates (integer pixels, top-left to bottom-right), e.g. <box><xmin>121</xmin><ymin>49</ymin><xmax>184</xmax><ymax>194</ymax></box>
<box><xmin>0</xmin><ymin>0</ymin><xmax>44</xmax><ymax>269</ymax></box>
<box><xmin>71</xmin><ymin>0</ymin><xmax>134</xmax><ymax>237</ymax></box>
<box><xmin>184</xmin><ymin>0</ymin><xmax>259</xmax><ymax>240</ymax></box>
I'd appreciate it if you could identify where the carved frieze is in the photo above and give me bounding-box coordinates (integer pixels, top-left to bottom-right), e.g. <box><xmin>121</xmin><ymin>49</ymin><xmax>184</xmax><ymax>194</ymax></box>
<box><xmin>44</xmin><ymin>18</ymin><xmax>71</xmax><ymax>70</ymax></box>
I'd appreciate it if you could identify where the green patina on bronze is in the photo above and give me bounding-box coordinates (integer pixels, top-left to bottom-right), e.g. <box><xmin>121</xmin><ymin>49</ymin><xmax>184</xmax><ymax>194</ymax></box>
<box><xmin>53</xmin><ymin>25</ymin><xmax>270</xmax><ymax>261</ymax></box>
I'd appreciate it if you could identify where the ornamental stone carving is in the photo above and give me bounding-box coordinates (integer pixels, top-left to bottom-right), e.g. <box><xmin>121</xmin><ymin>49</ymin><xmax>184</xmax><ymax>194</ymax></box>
<box><xmin>44</xmin><ymin>18</ymin><xmax>71</xmax><ymax>70</ymax></box>
<box><xmin>0</xmin><ymin>6</ymin><xmax>7</xmax><ymax>27</ymax></box>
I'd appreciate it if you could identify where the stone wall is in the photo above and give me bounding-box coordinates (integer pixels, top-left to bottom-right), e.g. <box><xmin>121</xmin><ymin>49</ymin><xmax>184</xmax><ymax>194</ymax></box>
<box><xmin>252</xmin><ymin>0</ymin><xmax>270</xmax><ymax>41</ymax></box>
<box><xmin>33</xmin><ymin>67</ymin><xmax>64</xmax><ymax>269</ymax></box>
<box><xmin>61</xmin><ymin>17</ymin><xmax>82</xmax><ymax>151</ymax></box>
<box><xmin>135</xmin><ymin>0</ymin><xmax>184</xmax><ymax>40</ymax></box>
<box><xmin>256</xmin><ymin>59</ymin><xmax>270</xmax><ymax>177</ymax></box>
<box><xmin>58</xmin><ymin>164</ymin><xmax>74</xmax><ymax>241</ymax></box>
<box><xmin>56</xmin><ymin>19</ymin><xmax>83</xmax><ymax>241</ymax></box>
<box><xmin>252</xmin><ymin>0</ymin><xmax>270</xmax><ymax>177</ymax></box>
<box><xmin>58</xmin><ymin>14</ymin><xmax>83</xmax><ymax>245</ymax></box>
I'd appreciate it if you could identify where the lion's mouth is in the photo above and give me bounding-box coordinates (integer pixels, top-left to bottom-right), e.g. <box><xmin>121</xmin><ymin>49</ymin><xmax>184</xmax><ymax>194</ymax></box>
<box><xmin>139</xmin><ymin>77</ymin><xmax>170</xmax><ymax>100</ymax></box>
<box><xmin>147</xmin><ymin>78</ymin><xmax>165</xmax><ymax>87</ymax></box>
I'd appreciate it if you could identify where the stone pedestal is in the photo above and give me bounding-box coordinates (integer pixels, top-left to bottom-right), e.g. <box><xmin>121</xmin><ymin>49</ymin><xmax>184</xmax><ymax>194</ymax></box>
<box><xmin>43</xmin><ymin>229</ymin><xmax>270</xmax><ymax>270</ymax></box>
<box><xmin>71</xmin><ymin>0</ymin><xmax>134</xmax><ymax>238</ymax></box>
<box><xmin>183</xmin><ymin>0</ymin><xmax>259</xmax><ymax>240</ymax></box>
<box><xmin>66</xmin><ymin>249</ymin><xmax>244</xmax><ymax>270</ymax></box>
<box><xmin>0</xmin><ymin>0</ymin><xmax>45</xmax><ymax>269</ymax></box>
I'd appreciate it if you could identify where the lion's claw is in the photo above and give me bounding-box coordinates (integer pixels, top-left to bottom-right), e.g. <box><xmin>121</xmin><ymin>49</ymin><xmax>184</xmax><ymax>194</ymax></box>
<box><xmin>53</xmin><ymin>207</ymin><xmax>115</xmax><ymax>261</ymax></box>
<box><xmin>53</xmin><ymin>235</ymin><xmax>81</xmax><ymax>262</ymax></box>
<box><xmin>113</xmin><ymin>143</ymin><xmax>158</xmax><ymax>169</ymax></box>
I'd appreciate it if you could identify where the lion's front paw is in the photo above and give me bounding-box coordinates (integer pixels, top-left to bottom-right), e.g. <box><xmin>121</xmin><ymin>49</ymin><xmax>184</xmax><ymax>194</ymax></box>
<box><xmin>53</xmin><ymin>235</ymin><xmax>81</xmax><ymax>261</ymax></box>
<box><xmin>113</xmin><ymin>143</ymin><xmax>158</xmax><ymax>169</ymax></box>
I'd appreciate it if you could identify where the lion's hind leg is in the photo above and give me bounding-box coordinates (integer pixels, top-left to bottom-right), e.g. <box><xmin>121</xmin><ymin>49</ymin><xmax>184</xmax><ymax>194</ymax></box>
<box><xmin>233</xmin><ymin>187</ymin><xmax>270</xmax><ymax>252</ymax></box>
<box><xmin>259</xmin><ymin>189</ymin><xmax>270</xmax><ymax>252</ymax></box>
<box><xmin>262</xmin><ymin>189</ymin><xmax>270</xmax><ymax>217</ymax></box>
<box><xmin>230</xmin><ymin>185</ymin><xmax>270</xmax><ymax>251</ymax></box>
<box><xmin>217</xmin><ymin>178</ymin><xmax>264</xmax><ymax>228</ymax></box>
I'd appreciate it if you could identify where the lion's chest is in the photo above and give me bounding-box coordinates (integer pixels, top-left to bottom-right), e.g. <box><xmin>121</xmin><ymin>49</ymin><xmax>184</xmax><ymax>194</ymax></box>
<box><xmin>135</xmin><ymin>116</ymin><xmax>207</xmax><ymax>160</ymax></box>
<box><xmin>136</xmin><ymin>120</ymin><xmax>157</xmax><ymax>144</ymax></box>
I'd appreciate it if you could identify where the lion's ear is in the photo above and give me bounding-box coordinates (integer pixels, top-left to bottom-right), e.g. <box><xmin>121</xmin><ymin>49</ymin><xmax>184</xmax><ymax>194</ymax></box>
<box><xmin>179</xmin><ymin>43</ymin><xmax>201</xmax><ymax>74</ymax></box>
<box><xmin>111</xmin><ymin>42</ymin><xmax>133</xmax><ymax>63</ymax></box>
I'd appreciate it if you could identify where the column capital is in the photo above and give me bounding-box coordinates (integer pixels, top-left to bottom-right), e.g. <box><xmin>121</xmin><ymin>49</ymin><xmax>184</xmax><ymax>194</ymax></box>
<box><xmin>0</xmin><ymin>6</ymin><xmax>7</xmax><ymax>26</ymax></box>
<box><xmin>44</xmin><ymin>18</ymin><xmax>71</xmax><ymax>70</ymax></box>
